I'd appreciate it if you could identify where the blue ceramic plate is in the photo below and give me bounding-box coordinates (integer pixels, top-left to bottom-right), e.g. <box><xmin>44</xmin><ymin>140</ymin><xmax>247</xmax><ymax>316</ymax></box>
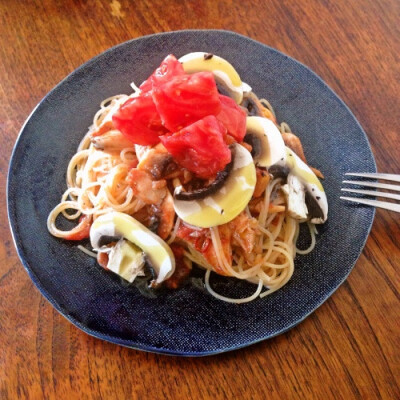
<box><xmin>8</xmin><ymin>30</ymin><xmax>375</xmax><ymax>356</ymax></box>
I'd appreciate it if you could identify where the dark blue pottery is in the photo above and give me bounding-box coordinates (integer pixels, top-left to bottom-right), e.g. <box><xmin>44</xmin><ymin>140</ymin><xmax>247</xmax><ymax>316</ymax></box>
<box><xmin>7</xmin><ymin>30</ymin><xmax>376</xmax><ymax>356</ymax></box>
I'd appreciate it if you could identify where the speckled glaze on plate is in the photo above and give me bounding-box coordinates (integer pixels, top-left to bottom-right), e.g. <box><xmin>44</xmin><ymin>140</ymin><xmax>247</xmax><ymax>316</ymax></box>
<box><xmin>7</xmin><ymin>30</ymin><xmax>375</xmax><ymax>356</ymax></box>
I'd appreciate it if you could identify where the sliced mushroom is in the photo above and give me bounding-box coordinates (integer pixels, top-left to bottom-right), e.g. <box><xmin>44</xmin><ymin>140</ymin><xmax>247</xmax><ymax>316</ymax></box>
<box><xmin>90</xmin><ymin>212</ymin><xmax>175</xmax><ymax>285</ymax></box>
<box><xmin>244</xmin><ymin>116</ymin><xmax>286</xmax><ymax>168</ymax></box>
<box><xmin>106</xmin><ymin>239</ymin><xmax>146</xmax><ymax>283</ymax></box>
<box><xmin>305</xmin><ymin>191</ymin><xmax>326</xmax><ymax>222</ymax></box>
<box><xmin>173</xmin><ymin>143</ymin><xmax>256</xmax><ymax>228</ymax></box>
<box><xmin>281</xmin><ymin>131</ymin><xmax>324</xmax><ymax>179</ymax></box>
<box><xmin>240</xmin><ymin>92</ymin><xmax>264</xmax><ymax>117</ymax></box>
<box><xmin>268</xmin><ymin>164</ymin><xmax>290</xmax><ymax>179</ymax></box>
<box><xmin>179</xmin><ymin>52</ymin><xmax>247</xmax><ymax>104</ymax></box>
<box><xmin>281</xmin><ymin>175</ymin><xmax>308</xmax><ymax>221</ymax></box>
<box><xmin>282</xmin><ymin>147</ymin><xmax>328</xmax><ymax>224</ymax></box>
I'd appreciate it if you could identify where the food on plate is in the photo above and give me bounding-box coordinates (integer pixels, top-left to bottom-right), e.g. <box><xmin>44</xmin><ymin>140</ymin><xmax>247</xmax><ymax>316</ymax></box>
<box><xmin>90</xmin><ymin>212</ymin><xmax>175</xmax><ymax>285</ymax></box>
<box><xmin>47</xmin><ymin>52</ymin><xmax>328</xmax><ymax>303</ymax></box>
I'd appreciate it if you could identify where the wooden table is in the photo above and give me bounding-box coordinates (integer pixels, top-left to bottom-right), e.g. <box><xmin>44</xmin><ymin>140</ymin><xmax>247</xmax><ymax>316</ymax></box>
<box><xmin>1</xmin><ymin>1</ymin><xmax>399</xmax><ymax>398</ymax></box>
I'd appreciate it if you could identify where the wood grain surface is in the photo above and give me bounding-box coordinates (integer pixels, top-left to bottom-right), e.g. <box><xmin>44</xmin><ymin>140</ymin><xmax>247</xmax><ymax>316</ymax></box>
<box><xmin>1</xmin><ymin>0</ymin><xmax>399</xmax><ymax>399</ymax></box>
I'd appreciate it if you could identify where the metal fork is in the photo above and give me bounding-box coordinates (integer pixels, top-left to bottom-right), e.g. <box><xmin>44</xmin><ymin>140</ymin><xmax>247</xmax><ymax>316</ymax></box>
<box><xmin>341</xmin><ymin>172</ymin><xmax>400</xmax><ymax>213</ymax></box>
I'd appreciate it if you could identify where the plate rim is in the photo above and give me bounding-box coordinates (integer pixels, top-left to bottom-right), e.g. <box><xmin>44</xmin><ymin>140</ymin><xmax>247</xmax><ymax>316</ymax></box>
<box><xmin>7</xmin><ymin>29</ymin><xmax>376</xmax><ymax>356</ymax></box>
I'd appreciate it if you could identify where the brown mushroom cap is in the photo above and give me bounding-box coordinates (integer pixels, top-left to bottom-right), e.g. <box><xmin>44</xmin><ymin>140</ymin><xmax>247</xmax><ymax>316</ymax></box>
<box><xmin>240</xmin><ymin>92</ymin><xmax>264</xmax><ymax>117</ymax></box>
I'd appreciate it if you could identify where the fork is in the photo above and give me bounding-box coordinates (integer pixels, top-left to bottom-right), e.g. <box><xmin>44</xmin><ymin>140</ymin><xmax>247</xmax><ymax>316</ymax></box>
<box><xmin>341</xmin><ymin>172</ymin><xmax>400</xmax><ymax>212</ymax></box>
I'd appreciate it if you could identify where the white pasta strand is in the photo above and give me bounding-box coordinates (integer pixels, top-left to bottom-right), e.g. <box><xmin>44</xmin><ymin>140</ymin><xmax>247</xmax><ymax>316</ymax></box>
<box><xmin>205</xmin><ymin>270</ymin><xmax>263</xmax><ymax>304</ymax></box>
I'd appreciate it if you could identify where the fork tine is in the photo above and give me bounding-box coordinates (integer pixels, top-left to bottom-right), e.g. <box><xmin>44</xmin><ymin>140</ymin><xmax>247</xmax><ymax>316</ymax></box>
<box><xmin>342</xmin><ymin>180</ymin><xmax>400</xmax><ymax>192</ymax></box>
<box><xmin>345</xmin><ymin>172</ymin><xmax>400</xmax><ymax>182</ymax></box>
<box><xmin>341</xmin><ymin>188</ymin><xmax>400</xmax><ymax>201</ymax></box>
<box><xmin>340</xmin><ymin>196</ymin><xmax>400</xmax><ymax>213</ymax></box>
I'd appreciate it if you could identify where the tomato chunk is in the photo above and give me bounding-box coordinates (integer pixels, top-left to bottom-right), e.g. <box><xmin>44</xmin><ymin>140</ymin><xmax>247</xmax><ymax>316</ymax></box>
<box><xmin>140</xmin><ymin>54</ymin><xmax>185</xmax><ymax>93</ymax></box>
<box><xmin>152</xmin><ymin>72</ymin><xmax>221</xmax><ymax>132</ymax></box>
<box><xmin>112</xmin><ymin>92</ymin><xmax>167</xmax><ymax>146</ymax></box>
<box><xmin>160</xmin><ymin>115</ymin><xmax>231</xmax><ymax>178</ymax></box>
<box><xmin>216</xmin><ymin>95</ymin><xmax>247</xmax><ymax>142</ymax></box>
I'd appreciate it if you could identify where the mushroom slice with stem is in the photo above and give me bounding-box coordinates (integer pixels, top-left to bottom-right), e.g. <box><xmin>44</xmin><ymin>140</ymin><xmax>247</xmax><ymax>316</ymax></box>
<box><xmin>179</xmin><ymin>52</ymin><xmax>249</xmax><ymax>104</ymax></box>
<box><xmin>281</xmin><ymin>175</ymin><xmax>308</xmax><ymax>221</ymax></box>
<box><xmin>282</xmin><ymin>147</ymin><xmax>328</xmax><ymax>224</ymax></box>
<box><xmin>106</xmin><ymin>238</ymin><xmax>146</xmax><ymax>283</ymax></box>
<box><xmin>244</xmin><ymin>116</ymin><xmax>286</xmax><ymax>169</ymax></box>
<box><xmin>90</xmin><ymin>212</ymin><xmax>175</xmax><ymax>286</ymax></box>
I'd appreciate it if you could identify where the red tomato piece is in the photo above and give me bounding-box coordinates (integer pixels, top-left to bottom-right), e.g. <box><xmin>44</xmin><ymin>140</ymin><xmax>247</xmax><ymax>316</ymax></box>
<box><xmin>216</xmin><ymin>95</ymin><xmax>247</xmax><ymax>142</ymax></box>
<box><xmin>112</xmin><ymin>92</ymin><xmax>167</xmax><ymax>146</ymax></box>
<box><xmin>152</xmin><ymin>72</ymin><xmax>221</xmax><ymax>132</ymax></box>
<box><xmin>140</xmin><ymin>54</ymin><xmax>185</xmax><ymax>93</ymax></box>
<box><xmin>160</xmin><ymin>115</ymin><xmax>231</xmax><ymax>178</ymax></box>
